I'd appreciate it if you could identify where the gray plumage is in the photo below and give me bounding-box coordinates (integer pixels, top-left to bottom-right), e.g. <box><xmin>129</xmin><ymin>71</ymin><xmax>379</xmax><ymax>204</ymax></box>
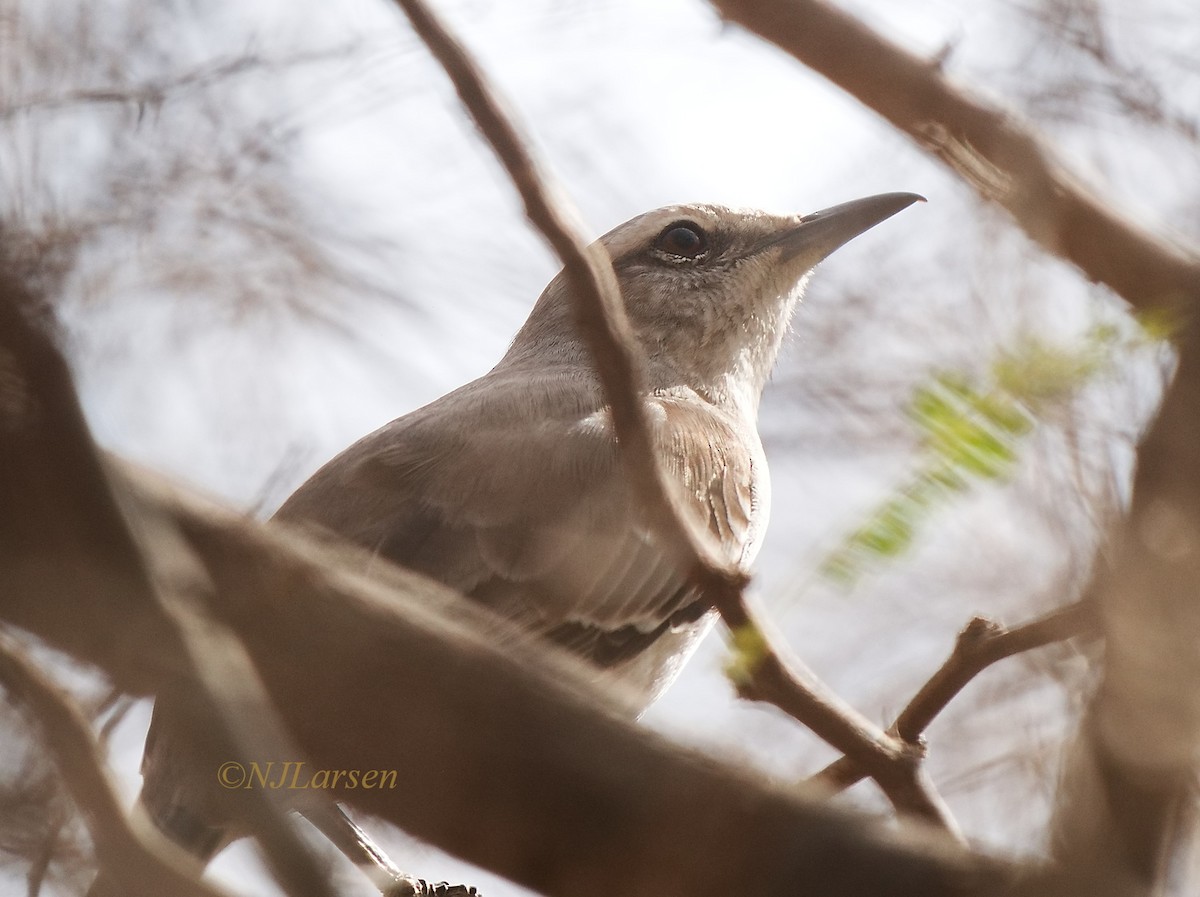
<box><xmin>276</xmin><ymin>193</ymin><xmax>921</xmax><ymax>709</ymax></box>
<box><xmin>100</xmin><ymin>192</ymin><xmax>920</xmax><ymax>896</ymax></box>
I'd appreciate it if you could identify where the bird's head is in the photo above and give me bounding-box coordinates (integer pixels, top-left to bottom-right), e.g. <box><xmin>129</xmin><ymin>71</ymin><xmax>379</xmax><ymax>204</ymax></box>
<box><xmin>505</xmin><ymin>192</ymin><xmax>922</xmax><ymax>412</ymax></box>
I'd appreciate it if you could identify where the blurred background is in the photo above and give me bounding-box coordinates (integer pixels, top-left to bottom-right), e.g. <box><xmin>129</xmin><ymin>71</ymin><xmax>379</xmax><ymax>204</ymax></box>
<box><xmin>0</xmin><ymin>0</ymin><xmax>1195</xmax><ymax>893</ymax></box>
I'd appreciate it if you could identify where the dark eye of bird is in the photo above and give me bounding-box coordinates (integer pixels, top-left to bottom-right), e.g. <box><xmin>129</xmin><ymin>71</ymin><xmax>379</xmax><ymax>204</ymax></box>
<box><xmin>652</xmin><ymin>222</ymin><xmax>708</xmax><ymax>260</ymax></box>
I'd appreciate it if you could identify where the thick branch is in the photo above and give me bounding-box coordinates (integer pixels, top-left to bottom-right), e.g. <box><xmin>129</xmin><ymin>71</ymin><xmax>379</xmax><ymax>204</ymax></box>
<box><xmin>1048</xmin><ymin>328</ymin><xmax>1200</xmax><ymax>884</ymax></box>
<box><xmin>143</xmin><ymin>469</ymin><xmax>984</xmax><ymax>895</ymax></box>
<box><xmin>0</xmin><ymin>278</ymin><xmax>337</xmax><ymax>897</ymax></box>
<box><xmin>710</xmin><ymin>0</ymin><xmax>1200</xmax><ymax>312</ymax></box>
<box><xmin>812</xmin><ymin>601</ymin><xmax>1099</xmax><ymax>794</ymax></box>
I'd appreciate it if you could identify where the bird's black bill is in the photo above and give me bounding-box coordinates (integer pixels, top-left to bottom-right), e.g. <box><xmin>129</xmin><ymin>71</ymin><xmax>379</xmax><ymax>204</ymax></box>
<box><xmin>773</xmin><ymin>191</ymin><xmax>925</xmax><ymax>264</ymax></box>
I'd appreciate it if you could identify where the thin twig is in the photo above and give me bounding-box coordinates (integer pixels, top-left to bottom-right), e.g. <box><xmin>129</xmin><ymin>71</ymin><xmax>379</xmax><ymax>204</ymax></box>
<box><xmin>385</xmin><ymin>0</ymin><xmax>957</xmax><ymax>832</ymax></box>
<box><xmin>386</xmin><ymin>0</ymin><xmax>734</xmax><ymax>582</ymax></box>
<box><xmin>0</xmin><ymin>48</ymin><xmax>349</xmax><ymax>122</ymax></box>
<box><xmin>95</xmin><ymin>692</ymin><xmax>136</xmax><ymax>747</ymax></box>
<box><xmin>0</xmin><ymin>630</ymin><xmax>234</xmax><ymax>897</ymax></box>
<box><xmin>811</xmin><ymin>600</ymin><xmax>1098</xmax><ymax>794</ymax></box>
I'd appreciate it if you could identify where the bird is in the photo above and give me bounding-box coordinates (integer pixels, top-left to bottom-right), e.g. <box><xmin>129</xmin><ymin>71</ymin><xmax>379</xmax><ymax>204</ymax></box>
<box><xmin>272</xmin><ymin>192</ymin><xmax>921</xmax><ymax>709</ymax></box>
<box><xmin>108</xmin><ymin>191</ymin><xmax>922</xmax><ymax>896</ymax></box>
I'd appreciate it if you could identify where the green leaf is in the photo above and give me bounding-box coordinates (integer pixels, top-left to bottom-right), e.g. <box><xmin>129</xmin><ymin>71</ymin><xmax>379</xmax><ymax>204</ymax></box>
<box><xmin>815</xmin><ymin>322</ymin><xmax>1147</xmax><ymax>589</ymax></box>
<box><xmin>723</xmin><ymin>622</ymin><xmax>769</xmax><ymax>686</ymax></box>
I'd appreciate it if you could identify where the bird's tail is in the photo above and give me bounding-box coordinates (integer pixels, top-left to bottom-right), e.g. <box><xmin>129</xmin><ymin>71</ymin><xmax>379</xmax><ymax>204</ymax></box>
<box><xmin>85</xmin><ymin>791</ymin><xmax>230</xmax><ymax>897</ymax></box>
<box><xmin>87</xmin><ymin>699</ymin><xmax>231</xmax><ymax>897</ymax></box>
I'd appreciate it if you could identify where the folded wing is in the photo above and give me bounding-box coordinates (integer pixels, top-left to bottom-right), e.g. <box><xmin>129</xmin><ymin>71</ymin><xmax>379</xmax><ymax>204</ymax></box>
<box><xmin>274</xmin><ymin>368</ymin><xmax>766</xmax><ymax>671</ymax></box>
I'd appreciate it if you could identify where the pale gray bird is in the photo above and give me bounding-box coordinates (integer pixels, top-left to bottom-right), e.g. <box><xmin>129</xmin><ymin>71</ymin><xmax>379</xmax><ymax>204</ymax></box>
<box><xmin>115</xmin><ymin>192</ymin><xmax>921</xmax><ymax>896</ymax></box>
<box><xmin>273</xmin><ymin>191</ymin><xmax>921</xmax><ymax>711</ymax></box>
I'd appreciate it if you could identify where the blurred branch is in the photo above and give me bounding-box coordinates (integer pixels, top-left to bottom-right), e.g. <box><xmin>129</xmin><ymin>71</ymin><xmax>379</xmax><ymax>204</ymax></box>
<box><xmin>1048</xmin><ymin>329</ymin><xmax>1200</xmax><ymax>886</ymax></box>
<box><xmin>811</xmin><ymin>600</ymin><xmax>1099</xmax><ymax>794</ymax></box>
<box><xmin>1010</xmin><ymin>2</ymin><xmax>1200</xmax><ymax>143</ymax></box>
<box><xmin>0</xmin><ymin>271</ymin><xmax>996</xmax><ymax>897</ymax></box>
<box><xmin>0</xmin><ymin>46</ymin><xmax>354</xmax><ymax>122</ymax></box>
<box><xmin>1</xmin><ymin>14</ymin><xmax>408</xmax><ymax>324</ymax></box>
<box><xmin>0</xmin><ymin>275</ymin><xmax>337</xmax><ymax>897</ymax></box>
<box><xmin>25</xmin><ymin>813</ymin><xmax>66</xmax><ymax>897</ymax></box>
<box><xmin>0</xmin><ymin>631</ymin><xmax>232</xmax><ymax>897</ymax></box>
<box><xmin>120</xmin><ymin>502</ymin><xmax>342</xmax><ymax>897</ymax></box>
<box><xmin>386</xmin><ymin>0</ymin><xmax>959</xmax><ymax>835</ymax></box>
<box><xmin>710</xmin><ymin>0</ymin><xmax>1200</xmax><ymax>312</ymax></box>
<box><xmin>0</xmin><ymin>56</ymin><xmax>259</xmax><ymax>120</ymax></box>
<box><xmin>706</xmin><ymin>0</ymin><xmax>1200</xmax><ymax>886</ymax></box>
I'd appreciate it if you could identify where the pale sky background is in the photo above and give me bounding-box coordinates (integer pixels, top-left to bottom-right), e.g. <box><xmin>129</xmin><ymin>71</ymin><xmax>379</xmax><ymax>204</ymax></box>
<box><xmin>3</xmin><ymin>0</ymin><xmax>1197</xmax><ymax>894</ymax></box>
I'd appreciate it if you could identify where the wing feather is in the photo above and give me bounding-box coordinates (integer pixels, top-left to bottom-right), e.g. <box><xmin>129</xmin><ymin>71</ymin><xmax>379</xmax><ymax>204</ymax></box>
<box><xmin>273</xmin><ymin>369</ymin><xmax>765</xmax><ymax>670</ymax></box>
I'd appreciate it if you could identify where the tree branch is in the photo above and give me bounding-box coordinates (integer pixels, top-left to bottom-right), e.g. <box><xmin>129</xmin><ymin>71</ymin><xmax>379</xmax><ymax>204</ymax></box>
<box><xmin>725</xmin><ymin>606</ymin><xmax>961</xmax><ymax>832</ymax></box>
<box><xmin>386</xmin><ymin>0</ymin><xmax>736</xmax><ymax>582</ymax></box>
<box><xmin>811</xmin><ymin>600</ymin><xmax>1099</xmax><ymax>794</ymax></box>
<box><xmin>1048</xmin><ymin>329</ymin><xmax>1200</xmax><ymax>885</ymax></box>
<box><xmin>710</xmin><ymin>0</ymin><xmax>1200</xmax><ymax>313</ymax></box>
<box><xmin>0</xmin><ymin>272</ymin><xmax>339</xmax><ymax>897</ymax></box>
<box><xmin>0</xmin><ymin>48</ymin><xmax>355</xmax><ymax>123</ymax></box>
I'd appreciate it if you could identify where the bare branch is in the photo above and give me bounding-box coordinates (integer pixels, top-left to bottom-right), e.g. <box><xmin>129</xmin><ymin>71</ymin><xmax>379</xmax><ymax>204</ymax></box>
<box><xmin>727</xmin><ymin>609</ymin><xmax>962</xmax><ymax>834</ymax></box>
<box><xmin>1048</xmin><ymin>329</ymin><xmax>1200</xmax><ymax>885</ymax></box>
<box><xmin>0</xmin><ymin>56</ymin><xmax>259</xmax><ymax>120</ymax></box>
<box><xmin>384</xmin><ymin>0</ymin><xmax>736</xmax><ymax>582</ymax></box>
<box><xmin>812</xmin><ymin>600</ymin><xmax>1099</xmax><ymax>794</ymax></box>
<box><xmin>0</xmin><ymin>631</ymin><xmax>233</xmax><ymax>897</ymax></box>
<box><xmin>0</xmin><ymin>47</ymin><xmax>354</xmax><ymax>123</ymax></box>
<box><xmin>0</xmin><ymin>270</ymin><xmax>337</xmax><ymax>897</ymax></box>
<box><xmin>710</xmin><ymin>0</ymin><xmax>1200</xmax><ymax>313</ymax></box>
<box><xmin>385</xmin><ymin>0</ymin><xmax>958</xmax><ymax>832</ymax></box>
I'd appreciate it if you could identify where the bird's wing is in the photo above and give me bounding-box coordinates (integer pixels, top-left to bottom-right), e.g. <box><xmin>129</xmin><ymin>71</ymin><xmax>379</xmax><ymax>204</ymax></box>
<box><xmin>273</xmin><ymin>368</ymin><xmax>765</xmax><ymax>668</ymax></box>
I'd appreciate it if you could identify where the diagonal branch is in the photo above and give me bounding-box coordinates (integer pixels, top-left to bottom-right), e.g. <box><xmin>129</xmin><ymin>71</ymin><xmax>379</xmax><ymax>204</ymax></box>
<box><xmin>385</xmin><ymin>0</ymin><xmax>957</xmax><ymax>834</ymax></box>
<box><xmin>709</xmin><ymin>0</ymin><xmax>1200</xmax><ymax>313</ymax></box>
<box><xmin>811</xmin><ymin>600</ymin><xmax>1099</xmax><ymax>794</ymax></box>
<box><xmin>386</xmin><ymin>0</ymin><xmax>734</xmax><ymax>582</ymax></box>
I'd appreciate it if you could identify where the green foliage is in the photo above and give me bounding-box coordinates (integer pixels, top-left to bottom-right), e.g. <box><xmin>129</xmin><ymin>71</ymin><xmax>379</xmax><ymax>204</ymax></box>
<box><xmin>819</xmin><ymin>319</ymin><xmax>1156</xmax><ymax>587</ymax></box>
<box><xmin>722</xmin><ymin>621</ymin><xmax>769</xmax><ymax>686</ymax></box>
